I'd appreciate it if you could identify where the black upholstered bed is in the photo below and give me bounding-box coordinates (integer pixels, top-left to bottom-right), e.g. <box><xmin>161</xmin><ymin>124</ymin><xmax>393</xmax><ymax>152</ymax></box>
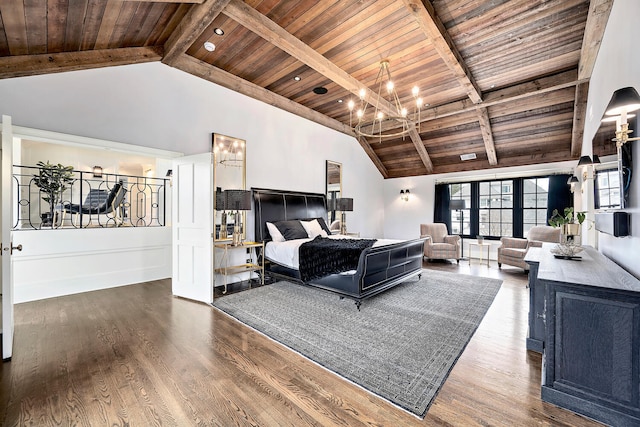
<box><xmin>253</xmin><ymin>188</ymin><xmax>426</xmax><ymax>308</ymax></box>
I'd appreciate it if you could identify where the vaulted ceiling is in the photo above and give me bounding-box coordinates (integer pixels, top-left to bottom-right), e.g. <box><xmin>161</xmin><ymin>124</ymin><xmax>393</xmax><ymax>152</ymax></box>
<box><xmin>0</xmin><ymin>0</ymin><xmax>616</xmax><ymax>178</ymax></box>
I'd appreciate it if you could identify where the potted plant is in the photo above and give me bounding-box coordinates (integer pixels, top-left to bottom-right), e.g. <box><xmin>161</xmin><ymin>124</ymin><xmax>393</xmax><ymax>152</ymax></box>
<box><xmin>33</xmin><ymin>161</ymin><xmax>74</xmax><ymax>227</ymax></box>
<box><xmin>548</xmin><ymin>207</ymin><xmax>586</xmax><ymax>238</ymax></box>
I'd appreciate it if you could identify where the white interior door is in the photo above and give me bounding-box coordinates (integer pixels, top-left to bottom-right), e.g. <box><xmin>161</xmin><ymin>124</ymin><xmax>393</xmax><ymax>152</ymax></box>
<box><xmin>172</xmin><ymin>153</ymin><xmax>213</xmax><ymax>303</ymax></box>
<box><xmin>1</xmin><ymin>115</ymin><xmax>18</xmax><ymax>361</ymax></box>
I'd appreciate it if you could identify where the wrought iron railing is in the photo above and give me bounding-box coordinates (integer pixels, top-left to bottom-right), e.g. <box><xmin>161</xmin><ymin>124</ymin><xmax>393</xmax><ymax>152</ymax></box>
<box><xmin>13</xmin><ymin>165</ymin><xmax>168</xmax><ymax>230</ymax></box>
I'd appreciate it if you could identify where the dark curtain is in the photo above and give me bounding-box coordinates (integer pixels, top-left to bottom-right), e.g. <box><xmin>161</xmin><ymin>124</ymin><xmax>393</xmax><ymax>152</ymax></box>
<box><xmin>546</xmin><ymin>174</ymin><xmax>573</xmax><ymax>224</ymax></box>
<box><xmin>434</xmin><ymin>184</ymin><xmax>451</xmax><ymax>230</ymax></box>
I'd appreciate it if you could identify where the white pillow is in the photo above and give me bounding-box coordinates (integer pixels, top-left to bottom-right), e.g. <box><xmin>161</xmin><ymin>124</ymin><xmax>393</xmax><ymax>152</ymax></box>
<box><xmin>266</xmin><ymin>222</ymin><xmax>285</xmax><ymax>242</ymax></box>
<box><xmin>301</xmin><ymin>219</ymin><xmax>328</xmax><ymax>238</ymax></box>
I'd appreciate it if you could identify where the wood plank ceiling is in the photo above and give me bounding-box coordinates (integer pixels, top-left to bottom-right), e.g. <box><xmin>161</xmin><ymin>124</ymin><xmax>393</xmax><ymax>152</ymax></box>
<box><xmin>0</xmin><ymin>0</ymin><xmax>616</xmax><ymax>178</ymax></box>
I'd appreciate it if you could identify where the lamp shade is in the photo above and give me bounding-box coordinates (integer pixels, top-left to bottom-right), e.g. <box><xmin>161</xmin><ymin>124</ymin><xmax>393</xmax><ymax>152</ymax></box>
<box><xmin>224</xmin><ymin>189</ymin><xmax>251</xmax><ymax>211</ymax></box>
<box><xmin>335</xmin><ymin>198</ymin><xmax>353</xmax><ymax>212</ymax></box>
<box><xmin>592</xmin><ymin>154</ymin><xmax>601</xmax><ymax>164</ymax></box>
<box><xmin>577</xmin><ymin>155</ymin><xmax>594</xmax><ymax>167</ymax></box>
<box><xmin>604</xmin><ymin>87</ymin><xmax>640</xmax><ymax>116</ymax></box>
<box><xmin>567</xmin><ymin>175</ymin><xmax>579</xmax><ymax>184</ymax></box>
<box><xmin>449</xmin><ymin>199</ymin><xmax>466</xmax><ymax>210</ymax></box>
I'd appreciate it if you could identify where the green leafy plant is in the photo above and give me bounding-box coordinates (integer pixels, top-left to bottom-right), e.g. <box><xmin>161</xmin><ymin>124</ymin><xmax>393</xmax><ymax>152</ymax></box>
<box><xmin>33</xmin><ymin>161</ymin><xmax>74</xmax><ymax>225</ymax></box>
<box><xmin>548</xmin><ymin>207</ymin><xmax>585</xmax><ymax>227</ymax></box>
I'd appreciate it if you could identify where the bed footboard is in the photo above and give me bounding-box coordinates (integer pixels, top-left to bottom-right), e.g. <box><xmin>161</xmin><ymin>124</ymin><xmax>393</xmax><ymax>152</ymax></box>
<box><xmin>310</xmin><ymin>237</ymin><xmax>426</xmax><ymax>307</ymax></box>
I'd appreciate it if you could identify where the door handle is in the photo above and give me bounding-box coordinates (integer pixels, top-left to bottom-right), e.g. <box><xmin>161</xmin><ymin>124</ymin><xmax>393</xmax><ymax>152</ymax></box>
<box><xmin>2</xmin><ymin>243</ymin><xmax>22</xmax><ymax>255</ymax></box>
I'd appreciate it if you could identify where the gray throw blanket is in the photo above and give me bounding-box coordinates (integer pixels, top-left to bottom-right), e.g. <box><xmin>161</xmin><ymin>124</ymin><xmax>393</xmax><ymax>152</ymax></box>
<box><xmin>298</xmin><ymin>236</ymin><xmax>376</xmax><ymax>282</ymax></box>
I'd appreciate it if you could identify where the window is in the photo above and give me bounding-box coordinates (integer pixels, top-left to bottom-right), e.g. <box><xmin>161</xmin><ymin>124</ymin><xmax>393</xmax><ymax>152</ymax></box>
<box><xmin>446</xmin><ymin>175</ymin><xmax>562</xmax><ymax>239</ymax></box>
<box><xmin>522</xmin><ymin>177</ymin><xmax>549</xmax><ymax>237</ymax></box>
<box><xmin>595</xmin><ymin>168</ymin><xmax>620</xmax><ymax>209</ymax></box>
<box><xmin>478</xmin><ymin>180</ymin><xmax>513</xmax><ymax>237</ymax></box>
<box><xmin>449</xmin><ymin>183</ymin><xmax>470</xmax><ymax>235</ymax></box>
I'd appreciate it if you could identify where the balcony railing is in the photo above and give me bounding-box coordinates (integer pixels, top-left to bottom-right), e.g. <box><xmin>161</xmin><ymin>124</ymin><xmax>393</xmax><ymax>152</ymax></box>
<box><xmin>13</xmin><ymin>165</ymin><xmax>169</xmax><ymax>230</ymax></box>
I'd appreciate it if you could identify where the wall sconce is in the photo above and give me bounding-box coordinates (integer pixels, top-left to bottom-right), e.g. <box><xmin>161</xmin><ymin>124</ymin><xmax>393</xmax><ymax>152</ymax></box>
<box><xmin>400</xmin><ymin>189</ymin><xmax>410</xmax><ymax>201</ymax></box>
<box><xmin>166</xmin><ymin>169</ymin><xmax>173</xmax><ymax>187</ymax></box>
<box><xmin>577</xmin><ymin>154</ymin><xmax>600</xmax><ymax>181</ymax></box>
<box><xmin>603</xmin><ymin>86</ymin><xmax>640</xmax><ymax>208</ymax></box>
<box><xmin>92</xmin><ymin>165</ymin><xmax>103</xmax><ymax>178</ymax></box>
<box><xmin>567</xmin><ymin>175</ymin><xmax>579</xmax><ymax>193</ymax></box>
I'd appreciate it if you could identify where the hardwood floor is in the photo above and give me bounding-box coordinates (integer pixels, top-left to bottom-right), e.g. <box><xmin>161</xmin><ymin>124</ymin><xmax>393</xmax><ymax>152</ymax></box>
<box><xmin>0</xmin><ymin>261</ymin><xmax>604</xmax><ymax>426</ymax></box>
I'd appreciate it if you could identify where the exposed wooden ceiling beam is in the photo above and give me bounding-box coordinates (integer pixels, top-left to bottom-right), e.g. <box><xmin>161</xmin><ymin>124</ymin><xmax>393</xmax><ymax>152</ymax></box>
<box><xmin>408</xmin><ymin>125</ymin><xmax>433</xmax><ymax>172</ymax></box>
<box><xmin>0</xmin><ymin>46</ymin><xmax>163</xmax><ymax>79</ymax></box>
<box><xmin>420</xmin><ymin>69</ymin><xmax>582</xmax><ymax>123</ymax></box>
<box><xmin>223</xmin><ymin>0</ymin><xmax>379</xmax><ymax>110</ymax></box>
<box><xmin>387</xmin><ymin>151</ymin><xmax>575</xmax><ymax>178</ymax></box>
<box><xmin>571</xmin><ymin>81</ymin><xmax>589</xmax><ymax>158</ymax></box>
<box><xmin>222</xmin><ymin>0</ymin><xmax>433</xmax><ymax>173</ymax></box>
<box><xmin>401</xmin><ymin>0</ymin><xmax>482</xmax><ymax>104</ymax></box>
<box><xmin>223</xmin><ymin>0</ymin><xmax>388</xmax><ymax>112</ymax></box>
<box><xmin>572</xmin><ymin>0</ymin><xmax>612</xmax><ymax>160</ymax></box>
<box><xmin>477</xmin><ymin>108</ymin><xmax>497</xmax><ymax>165</ymax></box>
<box><xmin>162</xmin><ymin>0</ymin><xmax>230</xmax><ymax>65</ymax></box>
<box><xmin>578</xmin><ymin>0</ymin><xmax>613</xmax><ymax>80</ymax></box>
<box><xmin>374</xmin><ymin>69</ymin><xmax>580</xmax><ymax>133</ymax></box>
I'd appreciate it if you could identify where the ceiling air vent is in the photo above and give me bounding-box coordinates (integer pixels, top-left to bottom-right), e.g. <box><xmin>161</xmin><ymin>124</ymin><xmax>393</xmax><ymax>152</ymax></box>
<box><xmin>460</xmin><ymin>153</ymin><xmax>477</xmax><ymax>161</ymax></box>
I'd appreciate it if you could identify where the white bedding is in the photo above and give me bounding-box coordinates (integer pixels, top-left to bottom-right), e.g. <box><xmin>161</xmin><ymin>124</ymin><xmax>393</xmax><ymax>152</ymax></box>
<box><xmin>264</xmin><ymin>235</ymin><xmax>401</xmax><ymax>270</ymax></box>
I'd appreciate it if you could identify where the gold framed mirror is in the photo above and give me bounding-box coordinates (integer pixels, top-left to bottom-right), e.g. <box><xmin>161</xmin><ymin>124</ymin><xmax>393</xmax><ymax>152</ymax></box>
<box><xmin>213</xmin><ymin>133</ymin><xmax>246</xmax><ymax>241</ymax></box>
<box><xmin>326</xmin><ymin>160</ymin><xmax>342</xmax><ymax>231</ymax></box>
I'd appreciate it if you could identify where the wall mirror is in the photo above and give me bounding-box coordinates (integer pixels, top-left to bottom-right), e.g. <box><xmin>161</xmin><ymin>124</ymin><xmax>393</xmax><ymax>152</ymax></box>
<box><xmin>213</xmin><ymin>133</ymin><xmax>246</xmax><ymax>241</ymax></box>
<box><xmin>326</xmin><ymin>160</ymin><xmax>342</xmax><ymax>229</ymax></box>
<box><xmin>592</xmin><ymin>115</ymin><xmax>634</xmax><ymax>209</ymax></box>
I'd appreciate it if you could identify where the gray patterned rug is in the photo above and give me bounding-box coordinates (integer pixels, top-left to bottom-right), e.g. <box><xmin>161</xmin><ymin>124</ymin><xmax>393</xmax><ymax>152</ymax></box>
<box><xmin>212</xmin><ymin>270</ymin><xmax>502</xmax><ymax>417</ymax></box>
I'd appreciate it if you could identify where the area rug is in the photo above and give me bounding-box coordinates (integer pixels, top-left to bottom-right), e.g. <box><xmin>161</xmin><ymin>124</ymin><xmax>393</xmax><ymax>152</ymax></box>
<box><xmin>212</xmin><ymin>270</ymin><xmax>502</xmax><ymax>417</ymax></box>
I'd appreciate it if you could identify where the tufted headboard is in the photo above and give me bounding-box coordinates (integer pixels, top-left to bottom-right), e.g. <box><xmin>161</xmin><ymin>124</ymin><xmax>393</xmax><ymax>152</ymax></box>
<box><xmin>252</xmin><ymin>187</ymin><xmax>328</xmax><ymax>243</ymax></box>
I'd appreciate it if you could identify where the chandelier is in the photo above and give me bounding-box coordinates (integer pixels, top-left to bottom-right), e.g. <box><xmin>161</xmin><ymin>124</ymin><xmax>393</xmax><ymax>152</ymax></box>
<box><xmin>347</xmin><ymin>60</ymin><xmax>423</xmax><ymax>139</ymax></box>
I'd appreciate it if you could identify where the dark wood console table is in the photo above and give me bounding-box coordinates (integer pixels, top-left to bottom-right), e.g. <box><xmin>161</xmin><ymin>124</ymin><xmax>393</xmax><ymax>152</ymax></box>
<box><xmin>525</xmin><ymin>245</ymin><xmax>640</xmax><ymax>426</ymax></box>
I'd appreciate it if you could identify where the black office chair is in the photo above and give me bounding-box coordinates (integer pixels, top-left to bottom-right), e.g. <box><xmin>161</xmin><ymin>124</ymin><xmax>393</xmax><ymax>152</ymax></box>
<box><xmin>59</xmin><ymin>182</ymin><xmax>126</xmax><ymax>227</ymax></box>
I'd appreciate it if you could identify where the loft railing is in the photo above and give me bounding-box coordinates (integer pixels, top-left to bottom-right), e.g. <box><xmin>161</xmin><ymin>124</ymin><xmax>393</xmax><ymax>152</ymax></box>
<box><xmin>12</xmin><ymin>165</ymin><xmax>169</xmax><ymax>230</ymax></box>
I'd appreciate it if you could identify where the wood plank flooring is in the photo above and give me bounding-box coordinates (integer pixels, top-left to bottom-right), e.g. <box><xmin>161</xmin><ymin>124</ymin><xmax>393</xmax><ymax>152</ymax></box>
<box><xmin>0</xmin><ymin>261</ymin><xmax>604</xmax><ymax>426</ymax></box>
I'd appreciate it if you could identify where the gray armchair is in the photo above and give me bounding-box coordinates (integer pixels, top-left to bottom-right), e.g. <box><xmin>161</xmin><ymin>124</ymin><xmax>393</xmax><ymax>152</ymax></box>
<box><xmin>420</xmin><ymin>223</ymin><xmax>461</xmax><ymax>263</ymax></box>
<box><xmin>497</xmin><ymin>225</ymin><xmax>561</xmax><ymax>271</ymax></box>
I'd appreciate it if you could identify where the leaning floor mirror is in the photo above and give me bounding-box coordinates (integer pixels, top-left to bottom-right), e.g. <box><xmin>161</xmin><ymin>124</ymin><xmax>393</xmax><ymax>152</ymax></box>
<box><xmin>213</xmin><ymin>133</ymin><xmax>246</xmax><ymax>242</ymax></box>
<box><xmin>326</xmin><ymin>160</ymin><xmax>342</xmax><ymax>232</ymax></box>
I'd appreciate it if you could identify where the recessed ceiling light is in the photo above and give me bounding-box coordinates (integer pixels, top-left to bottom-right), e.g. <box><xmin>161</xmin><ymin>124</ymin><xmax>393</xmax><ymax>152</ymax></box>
<box><xmin>460</xmin><ymin>153</ymin><xmax>477</xmax><ymax>161</ymax></box>
<box><xmin>293</xmin><ymin>76</ymin><xmax>301</xmax><ymax>81</ymax></box>
<box><xmin>337</xmin><ymin>99</ymin><xmax>343</xmax><ymax>103</ymax></box>
<box><xmin>214</xmin><ymin>28</ymin><xmax>224</xmax><ymax>36</ymax></box>
<box><xmin>313</xmin><ymin>87</ymin><xmax>328</xmax><ymax>95</ymax></box>
<box><xmin>204</xmin><ymin>41</ymin><xmax>216</xmax><ymax>52</ymax></box>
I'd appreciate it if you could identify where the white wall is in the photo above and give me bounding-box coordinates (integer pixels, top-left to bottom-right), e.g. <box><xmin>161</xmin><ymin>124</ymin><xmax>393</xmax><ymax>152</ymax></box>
<box><xmin>12</xmin><ymin>227</ymin><xmax>171</xmax><ymax>303</ymax></box>
<box><xmin>584</xmin><ymin>0</ymin><xmax>640</xmax><ymax>278</ymax></box>
<box><xmin>0</xmin><ymin>62</ymin><xmax>384</xmax><ymax>238</ymax></box>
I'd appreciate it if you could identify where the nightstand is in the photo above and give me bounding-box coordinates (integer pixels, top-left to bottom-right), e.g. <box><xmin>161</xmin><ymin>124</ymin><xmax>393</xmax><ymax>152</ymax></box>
<box><xmin>214</xmin><ymin>241</ymin><xmax>264</xmax><ymax>294</ymax></box>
